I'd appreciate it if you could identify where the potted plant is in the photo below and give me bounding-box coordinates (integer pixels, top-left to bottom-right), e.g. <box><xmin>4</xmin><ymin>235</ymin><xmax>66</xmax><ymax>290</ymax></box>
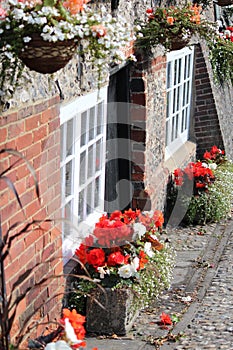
<box><xmin>135</xmin><ymin>4</ymin><xmax>215</xmax><ymax>51</ymax></box>
<box><xmin>207</xmin><ymin>35</ymin><xmax>233</xmax><ymax>85</ymax></box>
<box><xmin>0</xmin><ymin>0</ymin><xmax>130</xmax><ymax>104</ymax></box>
<box><xmin>71</xmin><ymin>208</ymin><xmax>175</xmax><ymax>335</ymax></box>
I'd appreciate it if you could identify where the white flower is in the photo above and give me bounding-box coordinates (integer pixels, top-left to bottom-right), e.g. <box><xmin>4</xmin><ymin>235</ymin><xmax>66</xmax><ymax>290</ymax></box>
<box><xmin>144</xmin><ymin>242</ymin><xmax>155</xmax><ymax>258</ymax></box>
<box><xmin>97</xmin><ymin>266</ymin><xmax>110</xmax><ymax>279</ymax></box>
<box><xmin>118</xmin><ymin>264</ymin><xmax>134</xmax><ymax>278</ymax></box>
<box><xmin>23</xmin><ymin>36</ymin><xmax>32</xmax><ymax>43</ymax></box>
<box><xmin>132</xmin><ymin>222</ymin><xmax>146</xmax><ymax>240</ymax></box>
<box><xmin>202</xmin><ymin>162</ymin><xmax>208</xmax><ymax>168</ymax></box>
<box><xmin>45</xmin><ymin>340</ymin><xmax>72</xmax><ymax>350</ymax></box>
<box><xmin>64</xmin><ymin>318</ymin><xmax>79</xmax><ymax>344</ymax></box>
<box><xmin>131</xmin><ymin>256</ymin><xmax>139</xmax><ymax>272</ymax></box>
<box><xmin>208</xmin><ymin>163</ymin><xmax>217</xmax><ymax>170</ymax></box>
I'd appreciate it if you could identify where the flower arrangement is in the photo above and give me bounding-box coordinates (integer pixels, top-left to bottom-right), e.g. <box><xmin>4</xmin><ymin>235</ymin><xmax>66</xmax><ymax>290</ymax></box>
<box><xmin>41</xmin><ymin>308</ymin><xmax>97</xmax><ymax>350</ymax></box>
<box><xmin>75</xmin><ymin>208</ymin><xmax>165</xmax><ymax>288</ymax></box>
<box><xmin>69</xmin><ymin>208</ymin><xmax>175</xmax><ymax>314</ymax></box>
<box><xmin>207</xmin><ymin>35</ymin><xmax>233</xmax><ymax>86</ymax></box>
<box><xmin>203</xmin><ymin>145</ymin><xmax>226</xmax><ymax>164</ymax></box>
<box><xmin>165</xmin><ymin>146</ymin><xmax>233</xmax><ymax>225</ymax></box>
<box><xmin>173</xmin><ymin>160</ymin><xmax>215</xmax><ymax>195</ymax></box>
<box><xmin>0</xmin><ymin>0</ymin><xmax>131</xmax><ymax>103</ymax></box>
<box><xmin>135</xmin><ymin>4</ymin><xmax>215</xmax><ymax>51</ymax></box>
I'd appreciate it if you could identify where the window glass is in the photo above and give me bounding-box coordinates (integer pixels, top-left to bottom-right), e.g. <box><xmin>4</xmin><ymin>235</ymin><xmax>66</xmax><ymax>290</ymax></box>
<box><xmin>166</xmin><ymin>47</ymin><xmax>194</xmax><ymax>158</ymax></box>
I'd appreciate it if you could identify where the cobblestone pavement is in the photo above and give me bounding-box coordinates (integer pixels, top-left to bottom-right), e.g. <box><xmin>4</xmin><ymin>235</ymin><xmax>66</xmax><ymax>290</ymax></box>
<box><xmin>161</xmin><ymin>222</ymin><xmax>233</xmax><ymax>350</ymax></box>
<box><xmin>86</xmin><ymin>218</ymin><xmax>233</xmax><ymax>350</ymax></box>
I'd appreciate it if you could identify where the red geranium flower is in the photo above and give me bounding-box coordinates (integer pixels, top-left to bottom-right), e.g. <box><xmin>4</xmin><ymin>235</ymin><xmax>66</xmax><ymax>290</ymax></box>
<box><xmin>75</xmin><ymin>244</ymin><xmax>87</xmax><ymax>264</ymax></box>
<box><xmin>160</xmin><ymin>312</ymin><xmax>172</xmax><ymax>325</ymax></box>
<box><xmin>107</xmin><ymin>251</ymin><xmax>125</xmax><ymax>266</ymax></box>
<box><xmin>86</xmin><ymin>248</ymin><xmax>105</xmax><ymax>268</ymax></box>
<box><xmin>152</xmin><ymin>210</ymin><xmax>164</xmax><ymax>228</ymax></box>
<box><xmin>138</xmin><ymin>250</ymin><xmax>148</xmax><ymax>270</ymax></box>
<box><xmin>61</xmin><ymin>309</ymin><xmax>86</xmax><ymax>342</ymax></box>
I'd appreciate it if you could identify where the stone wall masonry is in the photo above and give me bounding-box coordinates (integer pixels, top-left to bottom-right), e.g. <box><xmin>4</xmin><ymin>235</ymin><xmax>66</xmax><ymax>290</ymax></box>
<box><xmin>0</xmin><ymin>97</ymin><xmax>64</xmax><ymax>344</ymax></box>
<box><xmin>129</xmin><ymin>48</ymin><xmax>169</xmax><ymax>212</ymax></box>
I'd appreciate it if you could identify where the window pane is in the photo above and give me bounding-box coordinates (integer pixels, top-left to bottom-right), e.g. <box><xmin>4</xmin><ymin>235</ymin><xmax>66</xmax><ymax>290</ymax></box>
<box><xmin>65</xmin><ymin>160</ymin><xmax>73</xmax><ymax>196</ymax></box>
<box><xmin>88</xmin><ymin>145</ymin><xmax>94</xmax><ymax>178</ymax></box>
<box><xmin>178</xmin><ymin>58</ymin><xmax>182</xmax><ymax>84</ymax></box>
<box><xmin>89</xmin><ymin>107</ymin><xmax>95</xmax><ymax>140</ymax></box>
<box><xmin>78</xmin><ymin>190</ymin><xmax>84</xmax><ymax>223</ymax></box>
<box><xmin>87</xmin><ymin>182</ymin><xmax>93</xmax><ymax>215</ymax></box>
<box><xmin>186</xmin><ymin>81</ymin><xmax>190</xmax><ymax>104</ymax></box>
<box><xmin>167</xmin><ymin>62</ymin><xmax>172</xmax><ymax>89</ymax></box>
<box><xmin>95</xmin><ymin>176</ymin><xmax>100</xmax><ymax>207</ymax></box>
<box><xmin>96</xmin><ymin>139</ymin><xmax>102</xmax><ymax>171</ymax></box>
<box><xmin>79</xmin><ymin>152</ymin><xmax>86</xmax><ymax>186</ymax></box>
<box><xmin>66</xmin><ymin>119</ymin><xmax>74</xmax><ymax>156</ymax></box>
<box><xmin>81</xmin><ymin>111</ymin><xmax>87</xmax><ymax>146</ymax></box>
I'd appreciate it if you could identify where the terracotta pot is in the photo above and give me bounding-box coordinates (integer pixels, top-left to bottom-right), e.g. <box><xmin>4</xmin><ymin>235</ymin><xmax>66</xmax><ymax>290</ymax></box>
<box><xmin>19</xmin><ymin>33</ymin><xmax>78</xmax><ymax>74</ymax></box>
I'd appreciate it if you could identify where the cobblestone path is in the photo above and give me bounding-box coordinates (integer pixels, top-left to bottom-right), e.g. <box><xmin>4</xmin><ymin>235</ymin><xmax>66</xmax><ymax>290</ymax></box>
<box><xmin>171</xmin><ymin>231</ymin><xmax>233</xmax><ymax>350</ymax></box>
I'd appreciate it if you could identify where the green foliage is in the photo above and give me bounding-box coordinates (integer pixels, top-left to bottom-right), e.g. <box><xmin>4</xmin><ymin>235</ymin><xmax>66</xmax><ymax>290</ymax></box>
<box><xmin>135</xmin><ymin>5</ymin><xmax>215</xmax><ymax>52</ymax></box>
<box><xmin>132</xmin><ymin>243</ymin><xmax>175</xmax><ymax>309</ymax></box>
<box><xmin>66</xmin><ymin>242</ymin><xmax>175</xmax><ymax>313</ymax></box>
<box><xmin>166</xmin><ymin>161</ymin><xmax>233</xmax><ymax>226</ymax></box>
<box><xmin>207</xmin><ymin>37</ymin><xmax>233</xmax><ymax>86</ymax></box>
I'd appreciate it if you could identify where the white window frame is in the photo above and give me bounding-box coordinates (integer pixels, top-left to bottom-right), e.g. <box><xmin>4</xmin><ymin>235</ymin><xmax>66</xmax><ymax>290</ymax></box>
<box><xmin>165</xmin><ymin>47</ymin><xmax>194</xmax><ymax>160</ymax></box>
<box><xmin>60</xmin><ymin>87</ymin><xmax>108</xmax><ymax>262</ymax></box>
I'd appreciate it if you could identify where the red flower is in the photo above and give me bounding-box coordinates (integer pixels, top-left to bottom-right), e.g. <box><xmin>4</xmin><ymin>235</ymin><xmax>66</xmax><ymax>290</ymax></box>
<box><xmin>146</xmin><ymin>8</ymin><xmax>153</xmax><ymax>13</ymax></box>
<box><xmin>107</xmin><ymin>251</ymin><xmax>125</xmax><ymax>266</ymax></box>
<box><xmin>75</xmin><ymin>244</ymin><xmax>88</xmax><ymax>264</ymax></box>
<box><xmin>203</xmin><ymin>151</ymin><xmax>211</xmax><ymax>160</ymax></box>
<box><xmin>61</xmin><ymin>309</ymin><xmax>86</xmax><ymax>342</ymax></box>
<box><xmin>152</xmin><ymin>210</ymin><xmax>164</xmax><ymax>228</ymax></box>
<box><xmin>123</xmin><ymin>208</ymin><xmax>141</xmax><ymax>224</ymax></box>
<box><xmin>110</xmin><ymin>210</ymin><xmax>123</xmax><ymax>221</ymax></box>
<box><xmin>138</xmin><ymin>250</ymin><xmax>148</xmax><ymax>270</ymax></box>
<box><xmin>160</xmin><ymin>312</ymin><xmax>172</xmax><ymax>325</ymax></box>
<box><xmin>86</xmin><ymin>248</ymin><xmax>105</xmax><ymax>268</ymax></box>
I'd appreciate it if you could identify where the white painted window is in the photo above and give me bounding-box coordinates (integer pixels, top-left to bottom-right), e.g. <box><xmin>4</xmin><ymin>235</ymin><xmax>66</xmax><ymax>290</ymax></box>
<box><xmin>60</xmin><ymin>87</ymin><xmax>108</xmax><ymax>261</ymax></box>
<box><xmin>165</xmin><ymin>47</ymin><xmax>194</xmax><ymax>159</ymax></box>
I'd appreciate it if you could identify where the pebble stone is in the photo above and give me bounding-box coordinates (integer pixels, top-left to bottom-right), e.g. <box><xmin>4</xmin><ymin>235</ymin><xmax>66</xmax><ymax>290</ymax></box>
<box><xmin>164</xmin><ymin>226</ymin><xmax>233</xmax><ymax>349</ymax></box>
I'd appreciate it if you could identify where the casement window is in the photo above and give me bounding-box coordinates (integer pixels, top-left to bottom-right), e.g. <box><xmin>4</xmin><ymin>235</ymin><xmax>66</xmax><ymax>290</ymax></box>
<box><xmin>165</xmin><ymin>47</ymin><xmax>194</xmax><ymax>159</ymax></box>
<box><xmin>60</xmin><ymin>87</ymin><xmax>108</xmax><ymax>261</ymax></box>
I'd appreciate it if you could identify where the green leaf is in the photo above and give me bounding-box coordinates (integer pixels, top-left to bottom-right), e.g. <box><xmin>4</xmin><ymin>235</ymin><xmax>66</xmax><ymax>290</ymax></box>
<box><xmin>43</xmin><ymin>0</ymin><xmax>57</xmax><ymax>7</ymax></box>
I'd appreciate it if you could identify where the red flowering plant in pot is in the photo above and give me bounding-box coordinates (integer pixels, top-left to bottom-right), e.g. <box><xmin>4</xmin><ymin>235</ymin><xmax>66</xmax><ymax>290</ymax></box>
<box><xmin>164</xmin><ymin>145</ymin><xmax>232</xmax><ymax>226</ymax></box>
<box><xmin>75</xmin><ymin>208</ymin><xmax>165</xmax><ymax>289</ymax></box>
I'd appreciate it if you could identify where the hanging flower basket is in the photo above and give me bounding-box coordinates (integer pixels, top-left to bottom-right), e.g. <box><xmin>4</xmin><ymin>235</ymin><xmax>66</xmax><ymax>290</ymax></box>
<box><xmin>217</xmin><ymin>0</ymin><xmax>233</xmax><ymax>6</ymax></box>
<box><xmin>19</xmin><ymin>33</ymin><xmax>78</xmax><ymax>74</ymax></box>
<box><xmin>167</xmin><ymin>34</ymin><xmax>191</xmax><ymax>51</ymax></box>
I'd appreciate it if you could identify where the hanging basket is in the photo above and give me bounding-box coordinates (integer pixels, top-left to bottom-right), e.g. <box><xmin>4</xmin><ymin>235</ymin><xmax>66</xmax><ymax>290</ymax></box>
<box><xmin>217</xmin><ymin>0</ymin><xmax>233</xmax><ymax>6</ymax></box>
<box><xmin>19</xmin><ymin>33</ymin><xmax>78</xmax><ymax>74</ymax></box>
<box><xmin>170</xmin><ymin>35</ymin><xmax>191</xmax><ymax>51</ymax></box>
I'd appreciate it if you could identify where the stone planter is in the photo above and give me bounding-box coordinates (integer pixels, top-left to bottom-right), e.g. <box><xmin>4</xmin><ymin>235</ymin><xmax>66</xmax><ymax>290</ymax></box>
<box><xmin>86</xmin><ymin>288</ymin><xmax>139</xmax><ymax>335</ymax></box>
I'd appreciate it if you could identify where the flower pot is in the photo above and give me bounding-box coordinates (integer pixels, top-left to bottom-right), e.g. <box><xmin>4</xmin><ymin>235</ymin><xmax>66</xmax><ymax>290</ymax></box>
<box><xmin>19</xmin><ymin>33</ymin><xmax>78</xmax><ymax>74</ymax></box>
<box><xmin>86</xmin><ymin>288</ymin><xmax>139</xmax><ymax>335</ymax></box>
<box><xmin>170</xmin><ymin>36</ymin><xmax>190</xmax><ymax>51</ymax></box>
<box><xmin>217</xmin><ymin>0</ymin><xmax>233</xmax><ymax>6</ymax></box>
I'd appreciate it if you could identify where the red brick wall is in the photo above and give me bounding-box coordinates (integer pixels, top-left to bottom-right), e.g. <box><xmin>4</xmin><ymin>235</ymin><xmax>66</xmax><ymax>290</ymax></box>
<box><xmin>194</xmin><ymin>45</ymin><xmax>224</xmax><ymax>158</ymax></box>
<box><xmin>0</xmin><ymin>96</ymin><xmax>64</xmax><ymax>346</ymax></box>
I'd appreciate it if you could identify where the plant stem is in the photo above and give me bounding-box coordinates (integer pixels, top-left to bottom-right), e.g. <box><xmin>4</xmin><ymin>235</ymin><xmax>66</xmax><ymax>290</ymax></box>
<box><xmin>0</xmin><ymin>215</ymin><xmax>9</xmax><ymax>350</ymax></box>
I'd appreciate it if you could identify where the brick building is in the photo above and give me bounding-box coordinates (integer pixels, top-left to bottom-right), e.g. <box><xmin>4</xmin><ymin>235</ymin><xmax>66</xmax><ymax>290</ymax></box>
<box><xmin>0</xmin><ymin>0</ymin><xmax>232</xmax><ymax>346</ymax></box>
